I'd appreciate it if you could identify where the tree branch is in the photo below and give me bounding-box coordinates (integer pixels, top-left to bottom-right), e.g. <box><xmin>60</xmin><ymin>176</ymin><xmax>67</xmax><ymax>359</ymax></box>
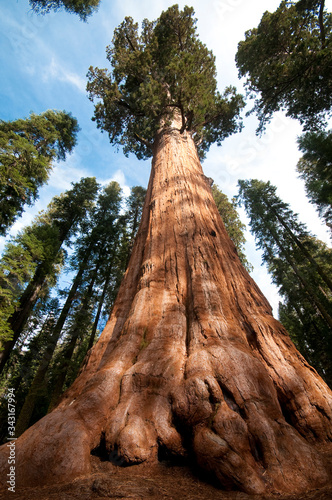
<box><xmin>134</xmin><ymin>133</ymin><xmax>153</xmax><ymax>150</ymax></box>
<box><xmin>179</xmin><ymin>103</ymin><xmax>186</xmax><ymax>134</ymax></box>
<box><xmin>126</xmin><ymin>34</ymin><xmax>137</xmax><ymax>52</ymax></box>
<box><xmin>117</xmin><ymin>99</ymin><xmax>145</xmax><ymax>117</ymax></box>
<box><xmin>319</xmin><ymin>0</ymin><xmax>326</xmax><ymax>48</ymax></box>
<box><xmin>194</xmin><ymin>112</ymin><xmax>223</xmax><ymax>130</ymax></box>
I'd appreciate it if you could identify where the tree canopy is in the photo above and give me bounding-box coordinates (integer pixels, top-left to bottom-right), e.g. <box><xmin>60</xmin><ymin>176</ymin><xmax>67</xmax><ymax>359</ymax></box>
<box><xmin>235</xmin><ymin>0</ymin><xmax>332</xmax><ymax>133</ymax></box>
<box><xmin>0</xmin><ymin>110</ymin><xmax>79</xmax><ymax>236</ymax></box>
<box><xmin>87</xmin><ymin>4</ymin><xmax>245</xmax><ymax>160</ymax></box>
<box><xmin>29</xmin><ymin>0</ymin><xmax>100</xmax><ymax>21</ymax></box>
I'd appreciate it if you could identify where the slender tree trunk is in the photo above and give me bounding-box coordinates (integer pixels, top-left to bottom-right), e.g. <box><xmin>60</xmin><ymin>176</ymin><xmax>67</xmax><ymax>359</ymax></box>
<box><xmin>1</xmin><ymin>118</ymin><xmax>332</xmax><ymax>495</ymax></box>
<box><xmin>48</xmin><ymin>268</ymin><xmax>99</xmax><ymax>411</ymax></box>
<box><xmin>0</xmin><ymin>267</ymin><xmax>46</xmax><ymax>373</ymax></box>
<box><xmin>0</xmin><ymin>221</ymin><xmax>76</xmax><ymax>373</ymax></box>
<box><xmin>267</xmin><ymin>202</ymin><xmax>332</xmax><ymax>293</ymax></box>
<box><xmin>15</xmin><ymin>253</ymin><xmax>91</xmax><ymax>435</ymax></box>
<box><xmin>86</xmin><ymin>266</ymin><xmax>113</xmax><ymax>352</ymax></box>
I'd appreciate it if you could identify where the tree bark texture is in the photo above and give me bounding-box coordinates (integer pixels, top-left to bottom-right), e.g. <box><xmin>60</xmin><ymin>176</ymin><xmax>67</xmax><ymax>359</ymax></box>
<box><xmin>1</xmin><ymin>119</ymin><xmax>332</xmax><ymax>495</ymax></box>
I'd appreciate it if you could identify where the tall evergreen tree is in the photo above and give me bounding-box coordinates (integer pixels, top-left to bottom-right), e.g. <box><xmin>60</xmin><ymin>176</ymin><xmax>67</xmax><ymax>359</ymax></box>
<box><xmin>235</xmin><ymin>0</ymin><xmax>332</xmax><ymax>133</ymax></box>
<box><xmin>29</xmin><ymin>0</ymin><xmax>100</xmax><ymax>20</ymax></box>
<box><xmin>0</xmin><ymin>218</ymin><xmax>64</xmax><ymax>347</ymax></box>
<box><xmin>0</xmin><ymin>177</ymin><xmax>98</xmax><ymax>373</ymax></box>
<box><xmin>297</xmin><ymin>129</ymin><xmax>332</xmax><ymax>233</ymax></box>
<box><xmin>87</xmin><ymin>5</ymin><xmax>244</xmax><ymax>160</ymax></box>
<box><xmin>0</xmin><ymin>110</ymin><xmax>79</xmax><ymax>235</ymax></box>
<box><xmin>0</xmin><ymin>298</ymin><xmax>60</xmax><ymax>443</ymax></box>
<box><xmin>15</xmin><ymin>181</ymin><xmax>125</xmax><ymax>430</ymax></box>
<box><xmin>237</xmin><ymin>178</ymin><xmax>332</xmax><ymax>382</ymax></box>
<box><xmin>2</xmin><ymin>7</ymin><xmax>332</xmax><ymax>496</ymax></box>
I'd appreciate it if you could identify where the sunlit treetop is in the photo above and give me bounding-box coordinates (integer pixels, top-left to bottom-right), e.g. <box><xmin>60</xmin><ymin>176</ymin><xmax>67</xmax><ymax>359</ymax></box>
<box><xmin>236</xmin><ymin>0</ymin><xmax>332</xmax><ymax>134</ymax></box>
<box><xmin>87</xmin><ymin>4</ymin><xmax>245</xmax><ymax>160</ymax></box>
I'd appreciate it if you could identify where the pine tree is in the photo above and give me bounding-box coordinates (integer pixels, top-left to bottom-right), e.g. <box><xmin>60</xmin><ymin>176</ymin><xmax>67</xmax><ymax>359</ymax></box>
<box><xmin>0</xmin><ymin>177</ymin><xmax>98</xmax><ymax>373</ymax></box>
<box><xmin>235</xmin><ymin>0</ymin><xmax>332</xmax><ymax>133</ymax></box>
<box><xmin>211</xmin><ymin>184</ymin><xmax>252</xmax><ymax>272</ymax></box>
<box><xmin>14</xmin><ymin>181</ymin><xmax>125</xmax><ymax>429</ymax></box>
<box><xmin>297</xmin><ymin>129</ymin><xmax>332</xmax><ymax>233</ymax></box>
<box><xmin>0</xmin><ymin>298</ymin><xmax>60</xmax><ymax>443</ymax></box>
<box><xmin>0</xmin><ymin>218</ymin><xmax>64</xmax><ymax>347</ymax></box>
<box><xmin>237</xmin><ymin>178</ymin><xmax>332</xmax><ymax>383</ymax></box>
<box><xmin>1</xmin><ymin>6</ymin><xmax>332</xmax><ymax>496</ymax></box>
<box><xmin>0</xmin><ymin>110</ymin><xmax>79</xmax><ymax>235</ymax></box>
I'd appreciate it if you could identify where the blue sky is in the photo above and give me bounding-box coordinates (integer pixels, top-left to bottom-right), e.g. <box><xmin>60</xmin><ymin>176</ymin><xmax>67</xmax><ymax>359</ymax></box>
<box><xmin>1</xmin><ymin>0</ymin><xmax>331</xmax><ymax>314</ymax></box>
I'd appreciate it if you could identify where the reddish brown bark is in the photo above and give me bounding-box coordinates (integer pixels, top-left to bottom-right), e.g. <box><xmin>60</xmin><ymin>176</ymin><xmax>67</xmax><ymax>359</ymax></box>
<box><xmin>1</xmin><ymin>117</ymin><xmax>331</xmax><ymax>495</ymax></box>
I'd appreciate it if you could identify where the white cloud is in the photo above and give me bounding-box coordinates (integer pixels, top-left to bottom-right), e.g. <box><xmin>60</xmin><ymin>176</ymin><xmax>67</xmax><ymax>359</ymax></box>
<box><xmin>42</xmin><ymin>57</ymin><xmax>86</xmax><ymax>92</ymax></box>
<box><xmin>100</xmin><ymin>169</ymin><xmax>131</xmax><ymax>198</ymax></box>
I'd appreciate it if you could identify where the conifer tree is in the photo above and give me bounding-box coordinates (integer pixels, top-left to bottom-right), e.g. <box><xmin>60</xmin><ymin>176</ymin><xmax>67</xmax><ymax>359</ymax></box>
<box><xmin>0</xmin><ymin>177</ymin><xmax>98</xmax><ymax>373</ymax></box>
<box><xmin>0</xmin><ymin>110</ymin><xmax>79</xmax><ymax>235</ymax></box>
<box><xmin>237</xmin><ymin>178</ymin><xmax>332</xmax><ymax>383</ymax></box>
<box><xmin>0</xmin><ymin>218</ymin><xmax>64</xmax><ymax>347</ymax></box>
<box><xmin>297</xmin><ymin>129</ymin><xmax>332</xmax><ymax>233</ymax></box>
<box><xmin>14</xmin><ymin>181</ymin><xmax>124</xmax><ymax>430</ymax></box>
<box><xmin>235</xmin><ymin>0</ymin><xmax>332</xmax><ymax>133</ymax></box>
<box><xmin>0</xmin><ymin>298</ymin><xmax>60</xmax><ymax>443</ymax></box>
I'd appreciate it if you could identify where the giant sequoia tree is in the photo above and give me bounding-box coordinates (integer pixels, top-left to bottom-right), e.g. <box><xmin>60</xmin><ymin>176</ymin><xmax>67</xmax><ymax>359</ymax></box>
<box><xmin>1</xmin><ymin>5</ymin><xmax>332</xmax><ymax>496</ymax></box>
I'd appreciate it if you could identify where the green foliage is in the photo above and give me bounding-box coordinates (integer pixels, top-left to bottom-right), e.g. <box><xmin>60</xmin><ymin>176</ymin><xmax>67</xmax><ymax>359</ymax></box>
<box><xmin>29</xmin><ymin>0</ymin><xmax>100</xmax><ymax>21</ymax></box>
<box><xmin>0</xmin><ymin>110</ymin><xmax>79</xmax><ymax>235</ymax></box>
<box><xmin>0</xmin><ymin>177</ymin><xmax>98</xmax><ymax>361</ymax></box>
<box><xmin>87</xmin><ymin>5</ymin><xmax>245</xmax><ymax>160</ymax></box>
<box><xmin>236</xmin><ymin>0</ymin><xmax>332</xmax><ymax>133</ymax></box>
<box><xmin>297</xmin><ymin>129</ymin><xmax>332</xmax><ymax>232</ymax></box>
<box><xmin>237</xmin><ymin>178</ymin><xmax>332</xmax><ymax>384</ymax></box>
<box><xmin>126</xmin><ymin>186</ymin><xmax>146</xmax><ymax>235</ymax></box>
<box><xmin>0</xmin><ymin>222</ymin><xmax>61</xmax><ymax>348</ymax></box>
<box><xmin>211</xmin><ymin>184</ymin><xmax>252</xmax><ymax>272</ymax></box>
<box><xmin>0</xmin><ymin>181</ymin><xmax>148</xmax><ymax>431</ymax></box>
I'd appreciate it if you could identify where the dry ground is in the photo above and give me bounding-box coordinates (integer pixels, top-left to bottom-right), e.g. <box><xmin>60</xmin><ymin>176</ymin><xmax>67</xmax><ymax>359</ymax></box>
<box><xmin>1</xmin><ymin>444</ymin><xmax>332</xmax><ymax>500</ymax></box>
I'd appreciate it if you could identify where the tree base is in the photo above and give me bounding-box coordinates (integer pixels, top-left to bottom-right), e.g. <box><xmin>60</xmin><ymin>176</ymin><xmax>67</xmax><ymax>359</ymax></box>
<box><xmin>2</xmin><ymin>445</ymin><xmax>332</xmax><ymax>500</ymax></box>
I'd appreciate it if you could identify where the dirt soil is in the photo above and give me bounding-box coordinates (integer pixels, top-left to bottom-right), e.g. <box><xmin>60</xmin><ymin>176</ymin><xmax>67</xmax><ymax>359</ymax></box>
<box><xmin>1</xmin><ymin>445</ymin><xmax>332</xmax><ymax>500</ymax></box>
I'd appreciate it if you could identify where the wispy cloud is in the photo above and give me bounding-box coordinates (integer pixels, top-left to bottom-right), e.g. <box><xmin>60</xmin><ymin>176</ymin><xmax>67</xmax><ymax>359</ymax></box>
<box><xmin>42</xmin><ymin>57</ymin><xmax>86</xmax><ymax>92</ymax></box>
<box><xmin>100</xmin><ymin>169</ymin><xmax>131</xmax><ymax>198</ymax></box>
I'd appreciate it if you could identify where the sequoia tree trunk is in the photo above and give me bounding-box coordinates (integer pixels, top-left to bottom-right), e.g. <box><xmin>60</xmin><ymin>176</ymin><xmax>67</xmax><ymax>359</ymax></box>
<box><xmin>1</xmin><ymin>117</ymin><xmax>332</xmax><ymax>495</ymax></box>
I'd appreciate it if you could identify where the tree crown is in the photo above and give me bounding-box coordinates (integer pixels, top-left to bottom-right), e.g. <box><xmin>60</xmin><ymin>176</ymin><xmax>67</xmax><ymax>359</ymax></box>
<box><xmin>235</xmin><ymin>0</ymin><xmax>332</xmax><ymax>133</ymax></box>
<box><xmin>87</xmin><ymin>4</ymin><xmax>245</xmax><ymax>160</ymax></box>
<box><xmin>0</xmin><ymin>110</ymin><xmax>79</xmax><ymax>235</ymax></box>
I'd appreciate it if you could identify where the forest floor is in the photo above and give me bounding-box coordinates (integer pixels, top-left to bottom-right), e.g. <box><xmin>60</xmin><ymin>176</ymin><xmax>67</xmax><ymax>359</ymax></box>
<box><xmin>1</xmin><ymin>445</ymin><xmax>332</xmax><ymax>500</ymax></box>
